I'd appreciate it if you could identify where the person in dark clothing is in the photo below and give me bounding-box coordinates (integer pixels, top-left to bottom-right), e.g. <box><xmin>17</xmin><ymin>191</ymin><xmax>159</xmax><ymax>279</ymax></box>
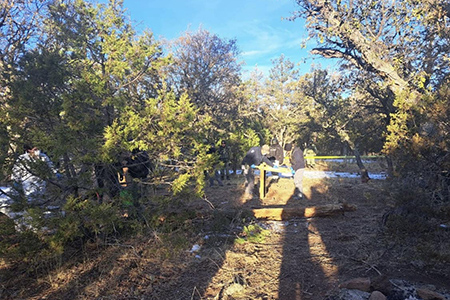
<box><xmin>218</xmin><ymin>140</ymin><xmax>230</xmax><ymax>180</ymax></box>
<box><xmin>284</xmin><ymin>142</ymin><xmax>305</xmax><ymax>199</ymax></box>
<box><xmin>241</xmin><ymin>145</ymin><xmax>274</xmax><ymax>197</ymax></box>
<box><xmin>205</xmin><ymin>144</ymin><xmax>223</xmax><ymax>187</ymax></box>
<box><xmin>268</xmin><ymin>138</ymin><xmax>284</xmax><ymax>180</ymax></box>
<box><xmin>125</xmin><ymin>149</ymin><xmax>153</xmax><ymax>179</ymax></box>
<box><xmin>268</xmin><ymin>138</ymin><xmax>284</xmax><ymax>165</ymax></box>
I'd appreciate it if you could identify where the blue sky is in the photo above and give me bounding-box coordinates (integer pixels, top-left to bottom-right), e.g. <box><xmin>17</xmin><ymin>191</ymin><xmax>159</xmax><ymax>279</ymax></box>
<box><xmin>120</xmin><ymin>0</ymin><xmax>337</xmax><ymax>77</ymax></box>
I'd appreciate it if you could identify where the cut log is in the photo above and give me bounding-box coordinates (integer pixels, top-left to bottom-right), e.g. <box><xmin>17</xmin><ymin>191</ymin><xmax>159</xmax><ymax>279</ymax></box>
<box><xmin>250</xmin><ymin>203</ymin><xmax>357</xmax><ymax>220</ymax></box>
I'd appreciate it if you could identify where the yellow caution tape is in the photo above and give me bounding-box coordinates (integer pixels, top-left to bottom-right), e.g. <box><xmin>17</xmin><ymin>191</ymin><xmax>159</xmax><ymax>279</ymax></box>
<box><xmin>303</xmin><ymin>156</ymin><xmax>383</xmax><ymax>159</ymax></box>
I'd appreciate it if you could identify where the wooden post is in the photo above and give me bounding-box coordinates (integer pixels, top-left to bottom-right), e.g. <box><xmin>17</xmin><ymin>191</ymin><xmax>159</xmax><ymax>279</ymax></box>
<box><xmin>255</xmin><ymin>163</ymin><xmax>292</xmax><ymax>200</ymax></box>
<box><xmin>259</xmin><ymin>168</ymin><xmax>266</xmax><ymax>199</ymax></box>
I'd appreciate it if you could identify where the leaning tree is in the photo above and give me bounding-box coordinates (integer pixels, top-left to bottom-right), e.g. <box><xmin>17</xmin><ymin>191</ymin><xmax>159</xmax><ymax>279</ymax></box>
<box><xmin>291</xmin><ymin>0</ymin><xmax>450</xmax><ymax>177</ymax></box>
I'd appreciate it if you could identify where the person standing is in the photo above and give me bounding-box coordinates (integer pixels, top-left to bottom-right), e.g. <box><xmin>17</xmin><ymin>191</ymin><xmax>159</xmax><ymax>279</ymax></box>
<box><xmin>205</xmin><ymin>144</ymin><xmax>224</xmax><ymax>187</ymax></box>
<box><xmin>218</xmin><ymin>140</ymin><xmax>230</xmax><ymax>180</ymax></box>
<box><xmin>11</xmin><ymin>144</ymin><xmax>58</xmax><ymax>203</ymax></box>
<box><xmin>241</xmin><ymin>145</ymin><xmax>274</xmax><ymax>197</ymax></box>
<box><xmin>284</xmin><ymin>142</ymin><xmax>305</xmax><ymax>199</ymax></box>
<box><xmin>268</xmin><ymin>138</ymin><xmax>284</xmax><ymax>165</ymax></box>
<box><xmin>268</xmin><ymin>138</ymin><xmax>284</xmax><ymax>180</ymax></box>
<box><xmin>304</xmin><ymin>142</ymin><xmax>317</xmax><ymax>168</ymax></box>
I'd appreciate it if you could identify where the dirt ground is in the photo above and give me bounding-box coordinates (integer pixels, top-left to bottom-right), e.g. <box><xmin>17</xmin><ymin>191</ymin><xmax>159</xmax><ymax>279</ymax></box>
<box><xmin>1</xmin><ymin>160</ymin><xmax>450</xmax><ymax>299</ymax></box>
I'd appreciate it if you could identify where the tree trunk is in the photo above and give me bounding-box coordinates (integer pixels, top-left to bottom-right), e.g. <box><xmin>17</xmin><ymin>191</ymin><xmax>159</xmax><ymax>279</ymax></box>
<box><xmin>353</xmin><ymin>146</ymin><xmax>365</xmax><ymax>170</ymax></box>
<box><xmin>344</xmin><ymin>141</ymin><xmax>370</xmax><ymax>183</ymax></box>
<box><xmin>309</xmin><ymin>1</ymin><xmax>419</xmax><ymax>104</ymax></box>
<box><xmin>386</xmin><ymin>156</ymin><xmax>394</xmax><ymax>178</ymax></box>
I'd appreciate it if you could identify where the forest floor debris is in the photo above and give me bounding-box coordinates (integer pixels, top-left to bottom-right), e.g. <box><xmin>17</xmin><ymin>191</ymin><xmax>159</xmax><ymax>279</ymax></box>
<box><xmin>1</xmin><ymin>161</ymin><xmax>449</xmax><ymax>299</ymax></box>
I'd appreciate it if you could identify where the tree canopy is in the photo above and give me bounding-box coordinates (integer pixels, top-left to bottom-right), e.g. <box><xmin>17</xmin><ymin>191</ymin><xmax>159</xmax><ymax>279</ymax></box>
<box><xmin>0</xmin><ymin>0</ymin><xmax>448</xmax><ymax>204</ymax></box>
<box><xmin>290</xmin><ymin>0</ymin><xmax>449</xmax><ymax>175</ymax></box>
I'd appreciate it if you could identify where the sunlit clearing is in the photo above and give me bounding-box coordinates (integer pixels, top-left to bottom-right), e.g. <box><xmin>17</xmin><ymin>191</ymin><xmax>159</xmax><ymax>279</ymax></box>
<box><xmin>307</xmin><ymin>223</ymin><xmax>338</xmax><ymax>279</ymax></box>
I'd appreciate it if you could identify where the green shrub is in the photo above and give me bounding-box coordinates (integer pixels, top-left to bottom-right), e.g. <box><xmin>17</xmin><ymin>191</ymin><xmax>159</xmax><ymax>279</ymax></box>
<box><xmin>235</xmin><ymin>223</ymin><xmax>270</xmax><ymax>244</ymax></box>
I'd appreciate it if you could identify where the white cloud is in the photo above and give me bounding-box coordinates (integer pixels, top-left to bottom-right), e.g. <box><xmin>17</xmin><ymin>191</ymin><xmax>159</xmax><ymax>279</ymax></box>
<box><xmin>242</xmin><ymin>50</ymin><xmax>265</xmax><ymax>57</ymax></box>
